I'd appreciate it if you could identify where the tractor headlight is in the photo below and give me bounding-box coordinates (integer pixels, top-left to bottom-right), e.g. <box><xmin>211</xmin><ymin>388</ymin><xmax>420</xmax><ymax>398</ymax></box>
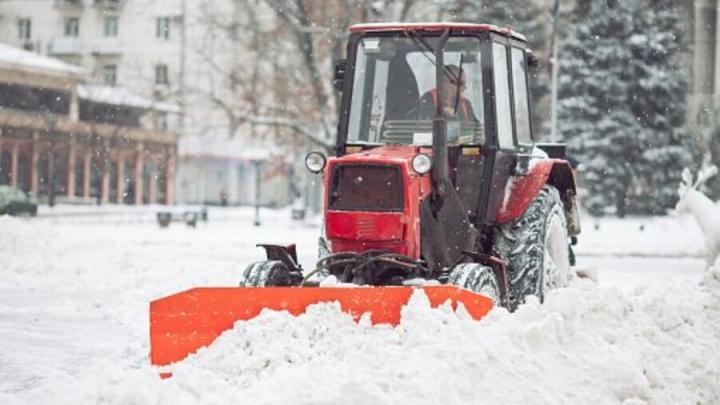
<box><xmin>412</xmin><ymin>153</ymin><xmax>432</xmax><ymax>175</ymax></box>
<box><xmin>305</xmin><ymin>151</ymin><xmax>327</xmax><ymax>173</ymax></box>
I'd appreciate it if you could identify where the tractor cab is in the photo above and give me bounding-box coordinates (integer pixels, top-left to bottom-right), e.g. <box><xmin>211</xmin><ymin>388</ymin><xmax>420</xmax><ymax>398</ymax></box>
<box><xmin>305</xmin><ymin>23</ymin><xmax>566</xmax><ymax>278</ymax></box>
<box><xmin>327</xmin><ymin>23</ymin><xmax>540</xmax><ymax>229</ymax></box>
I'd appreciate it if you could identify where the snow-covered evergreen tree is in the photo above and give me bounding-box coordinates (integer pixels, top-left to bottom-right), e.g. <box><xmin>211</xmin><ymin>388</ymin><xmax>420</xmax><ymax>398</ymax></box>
<box><xmin>626</xmin><ymin>0</ymin><xmax>693</xmax><ymax>214</ymax></box>
<box><xmin>558</xmin><ymin>0</ymin><xmax>691</xmax><ymax>216</ymax></box>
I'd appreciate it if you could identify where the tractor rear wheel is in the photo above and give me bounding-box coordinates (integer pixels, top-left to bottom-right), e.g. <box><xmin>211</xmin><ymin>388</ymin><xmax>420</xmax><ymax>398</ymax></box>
<box><xmin>239</xmin><ymin>260</ymin><xmax>303</xmax><ymax>287</ymax></box>
<box><xmin>492</xmin><ymin>185</ymin><xmax>571</xmax><ymax>309</ymax></box>
<box><xmin>448</xmin><ymin>263</ymin><xmax>500</xmax><ymax>305</ymax></box>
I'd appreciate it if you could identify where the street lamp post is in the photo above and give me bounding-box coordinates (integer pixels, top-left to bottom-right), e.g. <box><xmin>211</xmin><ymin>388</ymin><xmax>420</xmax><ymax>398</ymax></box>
<box><xmin>252</xmin><ymin>159</ymin><xmax>262</xmax><ymax>227</ymax></box>
<box><xmin>245</xmin><ymin>149</ymin><xmax>271</xmax><ymax>227</ymax></box>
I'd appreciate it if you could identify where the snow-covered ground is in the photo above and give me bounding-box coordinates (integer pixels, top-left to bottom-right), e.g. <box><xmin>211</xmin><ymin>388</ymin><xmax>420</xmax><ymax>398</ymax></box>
<box><xmin>0</xmin><ymin>207</ymin><xmax>718</xmax><ymax>404</ymax></box>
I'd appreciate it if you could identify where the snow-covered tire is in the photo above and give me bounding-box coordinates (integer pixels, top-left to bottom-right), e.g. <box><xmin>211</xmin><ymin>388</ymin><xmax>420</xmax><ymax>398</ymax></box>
<box><xmin>238</xmin><ymin>260</ymin><xmax>302</xmax><ymax>287</ymax></box>
<box><xmin>492</xmin><ymin>185</ymin><xmax>571</xmax><ymax>308</ymax></box>
<box><xmin>448</xmin><ymin>263</ymin><xmax>501</xmax><ymax>305</ymax></box>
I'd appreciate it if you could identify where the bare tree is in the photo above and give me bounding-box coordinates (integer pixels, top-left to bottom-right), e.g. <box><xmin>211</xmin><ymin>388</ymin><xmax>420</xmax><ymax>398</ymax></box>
<box><xmin>187</xmin><ymin>0</ymin><xmax>420</xmax><ymax>150</ymax></box>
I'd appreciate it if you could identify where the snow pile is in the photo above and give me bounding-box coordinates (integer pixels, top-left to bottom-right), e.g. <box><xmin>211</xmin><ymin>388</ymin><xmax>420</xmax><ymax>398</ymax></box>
<box><xmin>11</xmin><ymin>281</ymin><xmax>719</xmax><ymax>405</ymax></box>
<box><xmin>0</xmin><ymin>216</ymin><xmax>59</xmax><ymax>276</ymax></box>
<box><xmin>704</xmin><ymin>257</ymin><xmax>720</xmax><ymax>292</ymax></box>
<box><xmin>1</xmin><ymin>213</ymin><xmax>717</xmax><ymax>404</ymax></box>
<box><xmin>170</xmin><ymin>283</ymin><xmax>720</xmax><ymax>405</ymax></box>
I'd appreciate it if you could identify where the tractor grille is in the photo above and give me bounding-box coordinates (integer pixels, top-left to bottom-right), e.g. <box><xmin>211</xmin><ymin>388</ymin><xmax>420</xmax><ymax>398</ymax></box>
<box><xmin>356</xmin><ymin>215</ymin><xmax>376</xmax><ymax>238</ymax></box>
<box><xmin>329</xmin><ymin>164</ymin><xmax>403</xmax><ymax>212</ymax></box>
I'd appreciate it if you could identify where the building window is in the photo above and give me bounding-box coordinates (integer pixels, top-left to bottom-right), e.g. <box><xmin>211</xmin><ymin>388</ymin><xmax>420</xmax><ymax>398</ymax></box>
<box><xmin>155</xmin><ymin>64</ymin><xmax>169</xmax><ymax>85</ymax></box>
<box><xmin>156</xmin><ymin>17</ymin><xmax>170</xmax><ymax>40</ymax></box>
<box><xmin>103</xmin><ymin>65</ymin><xmax>117</xmax><ymax>86</ymax></box>
<box><xmin>65</xmin><ymin>17</ymin><xmax>80</xmax><ymax>37</ymax></box>
<box><xmin>17</xmin><ymin>18</ymin><xmax>31</xmax><ymax>39</ymax></box>
<box><xmin>104</xmin><ymin>16</ymin><xmax>118</xmax><ymax>37</ymax></box>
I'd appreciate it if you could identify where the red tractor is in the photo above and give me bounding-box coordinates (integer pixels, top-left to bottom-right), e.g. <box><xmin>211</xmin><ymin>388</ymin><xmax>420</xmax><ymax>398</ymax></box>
<box><xmin>150</xmin><ymin>23</ymin><xmax>580</xmax><ymax>370</ymax></box>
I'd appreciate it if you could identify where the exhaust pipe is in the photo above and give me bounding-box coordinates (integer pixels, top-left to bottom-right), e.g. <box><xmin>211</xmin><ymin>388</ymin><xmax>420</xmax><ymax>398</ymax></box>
<box><xmin>432</xmin><ymin>29</ymin><xmax>451</xmax><ymax>200</ymax></box>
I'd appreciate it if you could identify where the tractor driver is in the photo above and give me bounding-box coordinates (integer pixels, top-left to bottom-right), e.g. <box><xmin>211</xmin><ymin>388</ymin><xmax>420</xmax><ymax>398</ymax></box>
<box><xmin>417</xmin><ymin>65</ymin><xmax>479</xmax><ymax>124</ymax></box>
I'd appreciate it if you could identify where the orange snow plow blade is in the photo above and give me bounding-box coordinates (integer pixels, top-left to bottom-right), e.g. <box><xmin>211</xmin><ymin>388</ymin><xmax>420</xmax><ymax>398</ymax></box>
<box><xmin>150</xmin><ymin>286</ymin><xmax>493</xmax><ymax>367</ymax></box>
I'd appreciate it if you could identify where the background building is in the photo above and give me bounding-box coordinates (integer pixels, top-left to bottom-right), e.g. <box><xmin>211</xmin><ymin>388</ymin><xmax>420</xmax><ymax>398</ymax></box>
<box><xmin>0</xmin><ymin>42</ymin><xmax>178</xmax><ymax>204</ymax></box>
<box><xmin>0</xmin><ymin>0</ymin><xmax>295</xmax><ymax>207</ymax></box>
<box><xmin>176</xmin><ymin>135</ymin><xmax>292</xmax><ymax>207</ymax></box>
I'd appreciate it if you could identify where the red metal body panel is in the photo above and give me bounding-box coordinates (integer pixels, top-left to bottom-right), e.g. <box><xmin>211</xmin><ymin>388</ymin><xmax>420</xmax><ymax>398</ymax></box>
<box><xmin>349</xmin><ymin>22</ymin><xmax>527</xmax><ymax>41</ymax></box>
<box><xmin>495</xmin><ymin>158</ymin><xmax>573</xmax><ymax>223</ymax></box>
<box><xmin>326</xmin><ymin>211</ymin><xmax>404</xmax><ymax>241</ymax></box>
<box><xmin>324</xmin><ymin>146</ymin><xmax>432</xmax><ymax>259</ymax></box>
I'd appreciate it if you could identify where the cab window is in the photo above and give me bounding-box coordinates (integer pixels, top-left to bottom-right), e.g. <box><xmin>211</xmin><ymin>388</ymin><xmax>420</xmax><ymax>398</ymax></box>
<box><xmin>347</xmin><ymin>36</ymin><xmax>485</xmax><ymax>146</ymax></box>
<box><xmin>492</xmin><ymin>42</ymin><xmax>514</xmax><ymax>150</ymax></box>
<box><xmin>511</xmin><ymin>47</ymin><xmax>532</xmax><ymax>145</ymax></box>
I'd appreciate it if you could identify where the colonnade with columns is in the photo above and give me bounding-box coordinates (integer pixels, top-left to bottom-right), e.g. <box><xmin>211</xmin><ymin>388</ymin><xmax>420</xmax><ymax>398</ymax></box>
<box><xmin>0</xmin><ymin>127</ymin><xmax>176</xmax><ymax>205</ymax></box>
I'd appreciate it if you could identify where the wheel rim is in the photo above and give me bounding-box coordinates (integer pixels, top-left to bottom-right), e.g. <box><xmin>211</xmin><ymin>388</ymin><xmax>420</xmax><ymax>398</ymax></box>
<box><xmin>543</xmin><ymin>207</ymin><xmax>571</xmax><ymax>290</ymax></box>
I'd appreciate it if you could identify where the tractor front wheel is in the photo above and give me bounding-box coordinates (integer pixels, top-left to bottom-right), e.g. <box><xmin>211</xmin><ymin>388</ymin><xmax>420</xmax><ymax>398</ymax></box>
<box><xmin>492</xmin><ymin>185</ymin><xmax>571</xmax><ymax>309</ymax></box>
<box><xmin>239</xmin><ymin>260</ymin><xmax>303</xmax><ymax>287</ymax></box>
<box><xmin>448</xmin><ymin>263</ymin><xmax>501</xmax><ymax>306</ymax></box>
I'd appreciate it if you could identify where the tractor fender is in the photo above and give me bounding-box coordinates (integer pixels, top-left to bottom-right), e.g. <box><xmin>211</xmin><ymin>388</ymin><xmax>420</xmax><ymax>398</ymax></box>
<box><xmin>496</xmin><ymin>159</ymin><xmax>580</xmax><ymax>235</ymax></box>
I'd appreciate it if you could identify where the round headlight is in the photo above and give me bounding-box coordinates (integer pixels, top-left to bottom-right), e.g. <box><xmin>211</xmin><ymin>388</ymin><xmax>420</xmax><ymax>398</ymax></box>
<box><xmin>412</xmin><ymin>153</ymin><xmax>432</xmax><ymax>175</ymax></box>
<box><xmin>305</xmin><ymin>151</ymin><xmax>327</xmax><ymax>173</ymax></box>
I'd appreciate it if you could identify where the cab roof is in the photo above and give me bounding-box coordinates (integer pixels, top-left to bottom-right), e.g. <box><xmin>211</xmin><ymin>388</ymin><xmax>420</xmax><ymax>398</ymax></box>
<box><xmin>349</xmin><ymin>22</ymin><xmax>527</xmax><ymax>42</ymax></box>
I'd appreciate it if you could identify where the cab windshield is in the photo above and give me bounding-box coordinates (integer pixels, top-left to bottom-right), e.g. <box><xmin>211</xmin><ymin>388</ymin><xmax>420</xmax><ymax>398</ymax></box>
<box><xmin>347</xmin><ymin>35</ymin><xmax>484</xmax><ymax>146</ymax></box>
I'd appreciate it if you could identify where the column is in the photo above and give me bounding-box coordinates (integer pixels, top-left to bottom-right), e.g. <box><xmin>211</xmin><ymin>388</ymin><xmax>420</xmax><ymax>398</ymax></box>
<box><xmin>30</xmin><ymin>131</ymin><xmax>39</xmax><ymax>194</ymax></box>
<box><xmin>149</xmin><ymin>172</ymin><xmax>158</xmax><ymax>204</ymax></box>
<box><xmin>69</xmin><ymin>87</ymin><xmax>79</xmax><ymax>121</ymax></box>
<box><xmin>101</xmin><ymin>140</ymin><xmax>110</xmax><ymax>204</ymax></box>
<box><xmin>67</xmin><ymin>139</ymin><xmax>76</xmax><ymax>197</ymax></box>
<box><xmin>83</xmin><ymin>150</ymin><xmax>91</xmax><ymax>199</ymax></box>
<box><xmin>11</xmin><ymin>141</ymin><xmax>19</xmax><ymax>187</ymax></box>
<box><xmin>692</xmin><ymin>0</ymin><xmax>717</xmax><ymax>141</ymax></box>
<box><xmin>47</xmin><ymin>140</ymin><xmax>55</xmax><ymax>206</ymax></box>
<box><xmin>134</xmin><ymin>142</ymin><xmax>144</xmax><ymax>205</ymax></box>
<box><xmin>116</xmin><ymin>151</ymin><xmax>125</xmax><ymax>203</ymax></box>
<box><xmin>695</xmin><ymin>0</ymin><xmax>716</xmax><ymax>96</ymax></box>
<box><xmin>165</xmin><ymin>147</ymin><xmax>176</xmax><ymax>205</ymax></box>
<box><xmin>0</xmin><ymin>130</ymin><xmax>3</xmax><ymax>184</ymax></box>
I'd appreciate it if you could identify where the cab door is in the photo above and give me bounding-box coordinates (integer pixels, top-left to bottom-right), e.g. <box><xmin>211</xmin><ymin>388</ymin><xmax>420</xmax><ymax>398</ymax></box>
<box><xmin>478</xmin><ymin>37</ymin><xmax>533</xmax><ymax>224</ymax></box>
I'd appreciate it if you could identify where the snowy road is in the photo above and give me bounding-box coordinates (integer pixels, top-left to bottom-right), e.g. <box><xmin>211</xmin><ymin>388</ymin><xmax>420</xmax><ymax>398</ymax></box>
<box><xmin>0</xmin><ymin>207</ymin><xmax>718</xmax><ymax>404</ymax></box>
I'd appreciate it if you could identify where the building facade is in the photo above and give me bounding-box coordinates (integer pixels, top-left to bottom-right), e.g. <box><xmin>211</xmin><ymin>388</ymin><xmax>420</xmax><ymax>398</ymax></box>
<box><xmin>0</xmin><ymin>0</ymin><xmax>297</xmax><ymax>206</ymax></box>
<box><xmin>0</xmin><ymin>43</ymin><xmax>178</xmax><ymax>204</ymax></box>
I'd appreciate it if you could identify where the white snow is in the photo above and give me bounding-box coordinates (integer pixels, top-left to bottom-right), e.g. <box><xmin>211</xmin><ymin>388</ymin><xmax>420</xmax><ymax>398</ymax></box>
<box><xmin>1</xmin><ymin>208</ymin><xmax>719</xmax><ymax>404</ymax></box>
<box><xmin>0</xmin><ymin>42</ymin><xmax>86</xmax><ymax>76</ymax></box>
<box><xmin>77</xmin><ymin>84</ymin><xmax>180</xmax><ymax>113</ymax></box>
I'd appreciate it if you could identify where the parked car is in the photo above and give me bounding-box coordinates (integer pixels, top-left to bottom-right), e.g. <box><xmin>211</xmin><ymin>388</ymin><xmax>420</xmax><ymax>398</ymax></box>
<box><xmin>0</xmin><ymin>186</ymin><xmax>38</xmax><ymax>217</ymax></box>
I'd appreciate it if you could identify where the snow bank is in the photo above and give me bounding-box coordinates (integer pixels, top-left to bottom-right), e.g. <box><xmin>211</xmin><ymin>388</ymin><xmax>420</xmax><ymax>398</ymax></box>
<box><xmin>10</xmin><ymin>281</ymin><xmax>719</xmax><ymax>405</ymax></box>
<box><xmin>2</xmin><ymin>213</ymin><xmax>718</xmax><ymax>404</ymax></box>
<box><xmin>578</xmin><ymin>214</ymin><xmax>706</xmax><ymax>257</ymax></box>
<box><xmin>0</xmin><ymin>216</ymin><xmax>59</xmax><ymax>276</ymax></box>
<box><xmin>704</xmin><ymin>257</ymin><xmax>720</xmax><ymax>291</ymax></box>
